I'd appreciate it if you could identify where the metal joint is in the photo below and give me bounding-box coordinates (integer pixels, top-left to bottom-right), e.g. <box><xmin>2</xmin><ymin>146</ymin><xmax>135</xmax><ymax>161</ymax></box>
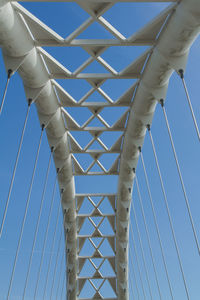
<box><xmin>160</xmin><ymin>99</ymin><xmax>164</xmax><ymax>107</ymax></box>
<box><xmin>41</xmin><ymin>124</ymin><xmax>45</xmax><ymax>131</ymax></box>
<box><xmin>179</xmin><ymin>69</ymin><xmax>184</xmax><ymax>79</ymax></box>
<box><xmin>28</xmin><ymin>98</ymin><xmax>32</xmax><ymax>107</ymax></box>
<box><xmin>7</xmin><ymin>69</ymin><xmax>13</xmax><ymax>79</ymax></box>
<box><xmin>147</xmin><ymin>124</ymin><xmax>151</xmax><ymax>131</ymax></box>
<box><xmin>51</xmin><ymin>146</ymin><xmax>54</xmax><ymax>153</ymax></box>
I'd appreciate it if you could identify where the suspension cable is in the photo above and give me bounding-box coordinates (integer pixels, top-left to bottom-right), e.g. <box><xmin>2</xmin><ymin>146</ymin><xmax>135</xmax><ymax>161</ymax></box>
<box><xmin>55</xmin><ymin>251</ymin><xmax>65</xmax><ymax>300</ymax></box>
<box><xmin>22</xmin><ymin>148</ymin><xmax>53</xmax><ymax>300</ymax></box>
<box><xmin>42</xmin><ymin>195</ymin><xmax>62</xmax><ymax>300</ymax></box>
<box><xmin>0</xmin><ymin>99</ymin><xmax>32</xmax><ymax>238</ymax></box>
<box><xmin>147</xmin><ymin>125</ymin><xmax>190</xmax><ymax>300</ymax></box>
<box><xmin>179</xmin><ymin>70</ymin><xmax>200</xmax><ymax>141</ymax></box>
<box><xmin>0</xmin><ymin>69</ymin><xmax>13</xmax><ymax>115</ymax></box>
<box><xmin>50</xmin><ymin>229</ymin><xmax>63</xmax><ymax>300</ymax></box>
<box><xmin>131</xmin><ymin>200</ymin><xmax>153</xmax><ymax>300</ymax></box>
<box><xmin>138</xmin><ymin>141</ymin><xmax>174</xmax><ymax>300</ymax></box>
<box><xmin>6</xmin><ymin>124</ymin><xmax>44</xmax><ymax>300</ymax></box>
<box><xmin>129</xmin><ymin>265</ymin><xmax>136</xmax><ymax>300</ymax></box>
<box><xmin>130</xmin><ymin>221</ymin><xmax>147</xmax><ymax>300</ymax></box>
<box><xmin>56</xmin><ymin>208</ymin><xmax>67</xmax><ymax>299</ymax></box>
<box><xmin>61</xmin><ymin>271</ymin><xmax>66</xmax><ymax>299</ymax></box>
<box><xmin>135</xmin><ymin>174</ymin><xmax>162</xmax><ymax>300</ymax></box>
<box><xmin>129</xmin><ymin>244</ymin><xmax>140</xmax><ymax>300</ymax></box>
<box><xmin>161</xmin><ymin>100</ymin><xmax>200</xmax><ymax>255</ymax></box>
<box><xmin>33</xmin><ymin>172</ymin><xmax>59</xmax><ymax>299</ymax></box>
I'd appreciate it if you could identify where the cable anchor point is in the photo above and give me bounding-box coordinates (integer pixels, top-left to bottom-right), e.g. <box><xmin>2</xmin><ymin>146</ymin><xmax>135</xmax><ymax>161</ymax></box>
<box><xmin>147</xmin><ymin>124</ymin><xmax>151</xmax><ymax>131</ymax></box>
<box><xmin>28</xmin><ymin>98</ymin><xmax>32</xmax><ymax>107</ymax></box>
<box><xmin>160</xmin><ymin>99</ymin><xmax>164</xmax><ymax>107</ymax></box>
<box><xmin>7</xmin><ymin>69</ymin><xmax>13</xmax><ymax>79</ymax></box>
<box><xmin>179</xmin><ymin>69</ymin><xmax>184</xmax><ymax>79</ymax></box>
<box><xmin>51</xmin><ymin>146</ymin><xmax>54</xmax><ymax>153</ymax></box>
<box><xmin>41</xmin><ymin>124</ymin><xmax>45</xmax><ymax>131</ymax></box>
<box><xmin>0</xmin><ymin>69</ymin><xmax>13</xmax><ymax>115</ymax></box>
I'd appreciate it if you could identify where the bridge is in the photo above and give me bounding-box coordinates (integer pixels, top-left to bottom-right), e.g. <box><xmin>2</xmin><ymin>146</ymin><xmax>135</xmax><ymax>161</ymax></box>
<box><xmin>0</xmin><ymin>0</ymin><xmax>200</xmax><ymax>299</ymax></box>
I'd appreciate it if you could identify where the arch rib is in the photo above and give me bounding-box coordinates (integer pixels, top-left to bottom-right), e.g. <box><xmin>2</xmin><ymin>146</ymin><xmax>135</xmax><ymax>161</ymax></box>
<box><xmin>0</xmin><ymin>1</ymin><xmax>77</xmax><ymax>297</ymax></box>
<box><xmin>117</xmin><ymin>0</ymin><xmax>200</xmax><ymax>298</ymax></box>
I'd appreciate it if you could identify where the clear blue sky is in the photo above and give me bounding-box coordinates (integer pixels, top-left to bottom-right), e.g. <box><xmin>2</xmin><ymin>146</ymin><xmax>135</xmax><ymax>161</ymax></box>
<box><xmin>0</xmin><ymin>1</ymin><xmax>200</xmax><ymax>299</ymax></box>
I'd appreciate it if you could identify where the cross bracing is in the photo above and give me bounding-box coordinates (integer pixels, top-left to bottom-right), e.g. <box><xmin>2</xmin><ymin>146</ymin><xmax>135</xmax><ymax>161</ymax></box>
<box><xmin>0</xmin><ymin>0</ymin><xmax>200</xmax><ymax>299</ymax></box>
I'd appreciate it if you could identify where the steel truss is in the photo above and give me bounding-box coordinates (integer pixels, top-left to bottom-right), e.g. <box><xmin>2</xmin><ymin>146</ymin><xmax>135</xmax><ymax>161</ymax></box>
<box><xmin>0</xmin><ymin>0</ymin><xmax>199</xmax><ymax>299</ymax></box>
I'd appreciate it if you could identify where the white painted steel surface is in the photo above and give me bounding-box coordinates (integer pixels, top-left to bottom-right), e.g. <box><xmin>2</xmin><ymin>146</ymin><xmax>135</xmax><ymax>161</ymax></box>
<box><xmin>0</xmin><ymin>0</ymin><xmax>199</xmax><ymax>299</ymax></box>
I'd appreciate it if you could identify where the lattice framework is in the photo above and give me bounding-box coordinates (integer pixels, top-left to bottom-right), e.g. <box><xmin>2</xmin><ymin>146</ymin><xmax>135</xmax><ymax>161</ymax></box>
<box><xmin>0</xmin><ymin>0</ymin><xmax>200</xmax><ymax>299</ymax></box>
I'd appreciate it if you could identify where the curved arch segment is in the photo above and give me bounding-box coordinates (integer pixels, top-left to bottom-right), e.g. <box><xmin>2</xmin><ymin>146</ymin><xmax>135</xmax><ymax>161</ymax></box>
<box><xmin>0</xmin><ymin>1</ymin><xmax>77</xmax><ymax>297</ymax></box>
<box><xmin>117</xmin><ymin>0</ymin><xmax>200</xmax><ymax>298</ymax></box>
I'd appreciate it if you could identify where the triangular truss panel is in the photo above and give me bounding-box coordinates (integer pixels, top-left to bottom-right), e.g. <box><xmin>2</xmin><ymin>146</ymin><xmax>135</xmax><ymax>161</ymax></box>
<box><xmin>77</xmin><ymin>194</ymin><xmax>117</xmax><ymax>299</ymax></box>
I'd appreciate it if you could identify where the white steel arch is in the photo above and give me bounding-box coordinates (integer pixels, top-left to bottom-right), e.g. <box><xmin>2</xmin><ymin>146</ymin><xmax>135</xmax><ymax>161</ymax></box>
<box><xmin>0</xmin><ymin>0</ymin><xmax>199</xmax><ymax>299</ymax></box>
